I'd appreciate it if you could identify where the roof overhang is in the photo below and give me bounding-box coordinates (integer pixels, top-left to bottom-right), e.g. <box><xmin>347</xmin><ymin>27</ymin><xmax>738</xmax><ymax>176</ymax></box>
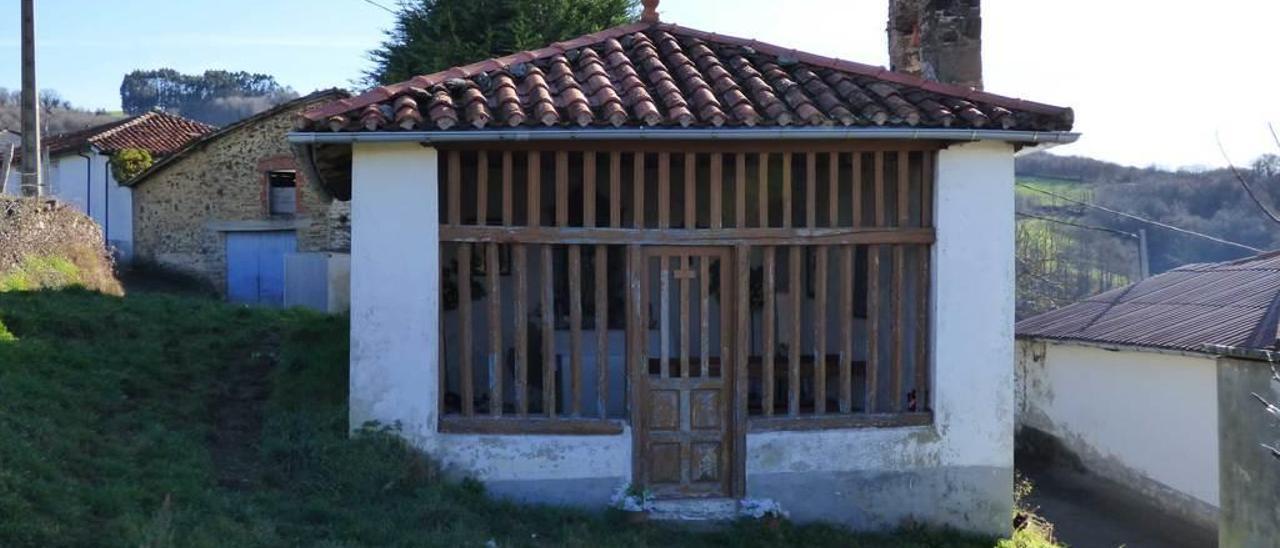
<box><xmin>288</xmin><ymin>127</ymin><xmax>1079</xmax><ymax>146</ymax></box>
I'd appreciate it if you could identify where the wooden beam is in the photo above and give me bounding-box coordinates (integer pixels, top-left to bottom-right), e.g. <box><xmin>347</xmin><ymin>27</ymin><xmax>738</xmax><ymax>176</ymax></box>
<box><xmin>762</xmin><ymin>246</ymin><xmax>775</xmax><ymax>416</ymax></box>
<box><xmin>477</xmin><ymin>151</ymin><xmax>488</xmax><ymax>226</ymax></box>
<box><xmin>514</xmin><ymin>244</ymin><xmax>528</xmax><ymax>415</ymax></box>
<box><xmin>595</xmin><ymin>244</ymin><xmax>609</xmax><ymax>418</ymax></box>
<box><xmin>735</xmin><ymin>153</ymin><xmax>746</xmax><ymax>229</ymax></box>
<box><xmin>788</xmin><ymin>246</ymin><xmax>801</xmax><ymax>416</ymax></box>
<box><xmin>685</xmin><ymin>152</ymin><xmax>696</xmax><ymax>229</ymax></box>
<box><xmin>556</xmin><ymin>150</ymin><xmax>569</xmax><ymax>227</ymax></box>
<box><xmin>710</xmin><ymin>153</ymin><xmax>723</xmax><ymax>229</ymax></box>
<box><xmin>610</xmin><ymin>151</ymin><xmax>621</xmax><ymax>228</ymax></box>
<box><xmin>758</xmin><ymin>153</ymin><xmax>770</xmax><ymax>228</ymax></box>
<box><xmin>441</xmin><ymin>225</ymin><xmax>937</xmax><ymax>246</ymax></box>
<box><xmin>828</xmin><ymin>152</ymin><xmax>839</xmax><ymax>228</ymax></box>
<box><xmin>748</xmin><ymin>412</ymin><xmax>932</xmax><ymax>432</ymax></box>
<box><xmin>866</xmin><ymin>244</ymin><xmax>879</xmax><ymax>413</ymax></box>
<box><xmin>434</xmin><ymin>139</ymin><xmax>945</xmax><ymax>154</ymax></box>
<box><xmin>874</xmin><ymin>151</ymin><xmax>884</xmax><ymax>227</ymax></box>
<box><xmin>448</xmin><ymin>150</ymin><xmax>461</xmax><ymax>225</ymax></box>
<box><xmin>502</xmin><ymin>151</ymin><xmax>513</xmax><ymax>226</ymax></box>
<box><xmin>922</xmin><ymin>150</ymin><xmax>934</xmax><ymax>227</ymax></box>
<box><xmin>633</xmin><ymin>152</ymin><xmax>645</xmax><ymax>228</ymax></box>
<box><xmin>458</xmin><ymin>243</ymin><xmax>473</xmax><ymax>416</ymax></box>
<box><xmin>487</xmin><ymin>242</ymin><xmax>503</xmax><ymax>416</ymax></box>
<box><xmin>541</xmin><ymin>244</ymin><xmax>556</xmax><ymax>417</ymax></box>
<box><xmin>569</xmin><ymin>244</ymin><xmax>583</xmax><ymax>416</ymax></box>
<box><xmin>915</xmin><ymin>245</ymin><xmax>930</xmax><ymax>412</ymax></box>
<box><xmin>440</xmin><ymin>416</ymin><xmax>625</xmax><ymax>435</ymax></box>
<box><xmin>659</xmin><ymin>255</ymin><xmax>670</xmax><ymax>379</ymax></box>
<box><xmin>814</xmin><ymin>245</ymin><xmax>827</xmax><ymax>415</ymax></box>
<box><xmin>892</xmin><ymin>244</ymin><xmax>905</xmax><ymax>412</ymax></box>
<box><xmin>584</xmin><ymin>151</ymin><xmax>596</xmax><ymax>228</ymax></box>
<box><xmin>898</xmin><ymin>150</ymin><xmax>910</xmax><ymax>228</ymax></box>
<box><xmin>658</xmin><ymin>151</ymin><xmax>671</xmax><ymax>228</ymax></box>
<box><xmin>528</xmin><ymin>151</ymin><xmax>541</xmax><ymax>227</ymax></box>
<box><xmin>852</xmin><ymin>151</ymin><xmax>862</xmax><ymax>228</ymax></box>
<box><xmin>840</xmin><ymin>244</ymin><xmax>853</xmax><ymax>414</ymax></box>
<box><xmin>805</xmin><ymin>152</ymin><xmax>816</xmax><ymax>228</ymax></box>
<box><xmin>782</xmin><ymin>152</ymin><xmax>792</xmax><ymax>229</ymax></box>
<box><xmin>700</xmin><ymin>255</ymin><xmax>711</xmax><ymax>377</ymax></box>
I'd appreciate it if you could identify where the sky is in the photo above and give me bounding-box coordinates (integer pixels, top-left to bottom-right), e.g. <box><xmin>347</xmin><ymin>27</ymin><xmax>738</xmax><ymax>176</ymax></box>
<box><xmin>1</xmin><ymin>0</ymin><xmax>1278</xmax><ymax>169</ymax></box>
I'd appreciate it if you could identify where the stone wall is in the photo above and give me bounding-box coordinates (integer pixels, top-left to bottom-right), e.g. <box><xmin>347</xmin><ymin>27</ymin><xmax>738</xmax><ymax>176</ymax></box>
<box><xmin>132</xmin><ymin>100</ymin><xmax>349</xmax><ymax>292</ymax></box>
<box><xmin>0</xmin><ymin>197</ymin><xmax>122</xmax><ymax>294</ymax></box>
<box><xmin>887</xmin><ymin>0</ymin><xmax>983</xmax><ymax>89</ymax></box>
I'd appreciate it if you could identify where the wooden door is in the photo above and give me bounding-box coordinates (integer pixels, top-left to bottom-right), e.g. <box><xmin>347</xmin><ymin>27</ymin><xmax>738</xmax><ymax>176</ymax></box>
<box><xmin>632</xmin><ymin>246</ymin><xmax>735</xmax><ymax>498</ymax></box>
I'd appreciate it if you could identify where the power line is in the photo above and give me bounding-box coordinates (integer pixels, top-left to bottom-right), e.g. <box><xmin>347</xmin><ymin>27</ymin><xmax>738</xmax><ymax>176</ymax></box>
<box><xmin>1015</xmin><ymin>211</ymin><xmax>1138</xmax><ymax>239</ymax></box>
<box><xmin>1016</xmin><ymin>183</ymin><xmax>1262</xmax><ymax>253</ymax></box>
<box><xmin>357</xmin><ymin>0</ymin><xmax>397</xmax><ymax>14</ymax></box>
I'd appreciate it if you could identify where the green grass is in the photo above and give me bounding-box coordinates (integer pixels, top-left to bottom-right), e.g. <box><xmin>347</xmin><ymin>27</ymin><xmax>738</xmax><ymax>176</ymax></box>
<box><xmin>0</xmin><ymin>289</ymin><xmax>1058</xmax><ymax>547</ymax></box>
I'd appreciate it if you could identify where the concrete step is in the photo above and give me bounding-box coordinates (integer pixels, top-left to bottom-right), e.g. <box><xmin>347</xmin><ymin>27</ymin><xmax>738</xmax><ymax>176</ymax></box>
<box><xmin>648</xmin><ymin>497</ymin><xmax>740</xmax><ymax>522</ymax></box>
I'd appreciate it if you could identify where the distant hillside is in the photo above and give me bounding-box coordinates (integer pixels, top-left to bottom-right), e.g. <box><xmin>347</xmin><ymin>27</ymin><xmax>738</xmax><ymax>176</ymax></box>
<box><xmin>1014</xmin><ymin>152</ymin><xmax>1280</xmax><ymax>317</ymax></box>
<box><xmin>0</xmin><ymin>89</ymin><xmax>122</xmax><ymax>136</ymax></box>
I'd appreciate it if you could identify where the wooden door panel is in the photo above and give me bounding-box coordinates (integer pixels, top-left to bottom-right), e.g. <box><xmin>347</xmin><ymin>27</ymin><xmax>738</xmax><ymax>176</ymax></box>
<box><xmin>633</xmin><ymin>247</ymin><xmax>735</xmax><ymax>498</ymax></box>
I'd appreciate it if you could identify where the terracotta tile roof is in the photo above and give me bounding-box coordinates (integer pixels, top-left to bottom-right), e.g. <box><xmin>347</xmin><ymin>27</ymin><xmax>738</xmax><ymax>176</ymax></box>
<box><xmin>42</xmin><ymin>111</ymin><xmax>215</xmax><ymax>157</ymax></box>
<box><xmin>1016</xmin><ymin>252</ymin><xmax>1280</xmax><ymax>353</ymax></box>
<box><xmin>126</xmin><ymin>89</ymin><xmax>349</xmax><ymax>187</ymax></box>
<box><xmin>301</xmin><ymin>22</ymin><xmax>1073</xmax><ymax>133</ymax></box>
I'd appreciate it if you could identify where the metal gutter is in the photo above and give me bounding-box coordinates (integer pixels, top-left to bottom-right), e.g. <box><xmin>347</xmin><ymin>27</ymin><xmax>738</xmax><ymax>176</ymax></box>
<box><xmin>288</xmin><ymin>127</ymin><xmax>1080</xmax><ymax>145</ymax></box>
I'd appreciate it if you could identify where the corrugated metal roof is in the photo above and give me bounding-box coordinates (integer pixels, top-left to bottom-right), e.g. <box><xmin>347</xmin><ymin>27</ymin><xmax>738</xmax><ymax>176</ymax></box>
<box><xmin>1016</xmin><ymin>251</ymin><xmax>1280</xmax><ymax>353</ymax></box>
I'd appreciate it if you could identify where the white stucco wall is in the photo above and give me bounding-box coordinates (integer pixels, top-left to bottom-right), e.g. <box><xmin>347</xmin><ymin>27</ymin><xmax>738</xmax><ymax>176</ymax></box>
<box><xmin>348</xmin><ymin>143</ymin><xmax>632</xmax><ymax>499</ymax></box>
<box><xmin>747</xmin><ymin>140</ymin><xmax>1017</xmax><ymax>533</ymax></box>
<box><xmin>46</xmin><ymin>151</ymin><xmax>133</xmax><ymax>260</ymax></box>
<box><xmin>348</xmin><ymin>139</ymin><xmax>1018</xmax><ymax>530</ymax></box>
<box><xmin>1016</xmin><ymin>340</ymin><xmax>1219</xmax><ymax>515</ymax></box>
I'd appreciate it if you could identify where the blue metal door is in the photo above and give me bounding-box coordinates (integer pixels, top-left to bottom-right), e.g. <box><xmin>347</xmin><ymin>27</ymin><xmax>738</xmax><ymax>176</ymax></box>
<box><xmin>226</xmin><ymin>230</ymin><xmax>297</xmax><ymax>306</ymax></box>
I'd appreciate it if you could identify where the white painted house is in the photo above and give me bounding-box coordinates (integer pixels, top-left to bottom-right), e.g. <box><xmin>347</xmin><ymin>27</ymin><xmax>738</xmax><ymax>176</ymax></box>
<box><xmin>291</xmin><ymin>6</ymin><xmax>1076</xmax><ymax>534</ymax></box>
<box><xmin>1016</xmin><ymin>252</ymin><xmax>1280</xmax><ymax>530</ymax></box>
<box><xmin>5</xmin><ymin>112</ymin><xmax>214</xmax><ymax>262</ymax></box>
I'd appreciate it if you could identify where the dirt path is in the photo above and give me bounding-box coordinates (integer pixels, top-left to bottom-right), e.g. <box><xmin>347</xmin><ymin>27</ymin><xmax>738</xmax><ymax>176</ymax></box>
<box><xmin>209</xmin><ymin>340</ymin><xmax>276</xmax><ymax>490</ymax></box>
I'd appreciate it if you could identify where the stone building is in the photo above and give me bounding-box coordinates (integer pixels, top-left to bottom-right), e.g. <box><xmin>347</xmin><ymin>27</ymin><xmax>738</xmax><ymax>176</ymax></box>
<box><xmin>129</xmin><ymin>89</ymin><xmax>351</xmax><ymax>305</ymax></box>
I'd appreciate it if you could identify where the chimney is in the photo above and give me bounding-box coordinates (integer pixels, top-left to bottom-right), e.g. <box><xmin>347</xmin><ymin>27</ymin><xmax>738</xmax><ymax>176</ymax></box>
<box><xmin>888</xmin><ymin>0</ymin><xmax>983</xmax><ymax>90</ymax></box>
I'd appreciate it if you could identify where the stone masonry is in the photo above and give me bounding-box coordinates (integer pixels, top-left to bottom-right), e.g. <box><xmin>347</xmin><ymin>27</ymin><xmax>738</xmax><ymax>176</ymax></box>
<box><xmin>888</xmin><ymin>0</ymin><xmax>983</xmax><ymax>90</ymax></box>
<box><xmin>132</xmin><ymin>95</ymin><xmax>350</xmax><ymax>293</ymax></box>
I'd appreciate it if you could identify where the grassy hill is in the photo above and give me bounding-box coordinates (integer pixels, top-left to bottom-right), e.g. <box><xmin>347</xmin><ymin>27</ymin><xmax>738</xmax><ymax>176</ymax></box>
<box><xmin>0</xmin><ymin>289</ymin><xmax>1055</xmax><ymax>547</ymax></box>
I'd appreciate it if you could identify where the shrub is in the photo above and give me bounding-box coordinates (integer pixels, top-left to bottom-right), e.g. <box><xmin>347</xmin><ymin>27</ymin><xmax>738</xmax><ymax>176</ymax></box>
<box><xmin>110</xmin><ymin>147</ymin><xmax>154</xmax><ymax>183</ymax></box>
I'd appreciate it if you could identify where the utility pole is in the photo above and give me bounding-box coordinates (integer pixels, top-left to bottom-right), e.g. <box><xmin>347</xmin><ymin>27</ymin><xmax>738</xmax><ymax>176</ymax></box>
<box><xmin>19</xmin><ymin>0</ymin><xmax>42</xmax><ymax>197</ymax></box>
<box><xmin>1138</xmin><ymin>228</ymin><xmax>1150</xmax><ymax>280</ymax></box>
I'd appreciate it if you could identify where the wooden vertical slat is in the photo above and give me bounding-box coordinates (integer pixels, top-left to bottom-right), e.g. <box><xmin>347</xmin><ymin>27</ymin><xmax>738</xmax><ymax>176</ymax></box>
<box><xmin>758</xmin><ymin>153</ymin><xmax>770</xmax><ymax>228</ymax></box>
<box><xmin>569</xmin><ymin>244</ymin><xmax>583</xmax><ymax>416</ymax></box>
<box><xmin>915</xmin><ymin>245</ymin><xmax>930</xmax><ymax>411</ymax></box>
<box><xmin>814</xmin><ymin>245</ymin><xmax>827</xmax><ymax>415</ymax></box>
<box><xmin>627</xmin><ymin>245</ymin><xmax>645</xmax><ymax>482</ymax></box>
<box><xmin>502</xmin><ymin>151</ymin><xmax>513</xmax><ymax>226</ymax></box>
<box><xmin>556</xmin><ymin>151</ymin><xmax>568</xmax><ymax>227</ymax></box>
<box><xmin>699</xmin><ymin>254</ymin><xmax>710</xmax><ymax>377</ymax></box>
<box><xmin>658</xmin><ymin>152</ymin><xmax>670</xmax><ymax>228</ymax></box>
<box><xmin>735</xmin><ymin>153</ymin><xmax>747</xmax><ymax>228</ymax></box>
<box><xmin>541</xmin><ymin>245</ymin><xmax>556</xmax><ymax>417</ymax></box>
<box><xmin>805</xmin><ymin>152</ymin><xmax>816</xmax><ymax>228</ymax></box>
<box><xmin>898</xmin><ymin>150</ymin><xmax>910</xmax><ymax>228</ymax></box>
<box><xmin>762</xmin><ymin>246</ymin><xmax>775</xmax><ymax>416</ymax></box>
<box><xmin>679</xmin><ymin>255</ymin><xmax>691</xmax><ymax>378</ymax></box>
<box><xmin>633</xmin><ymin>152</ymin><xmax>645</xmax><ymax>228</ymax></box>
<box><xmin>487</xmin><ymin>242</ymin><xmax>503</xmax><ymax>416</ymax></box>
<box><xmin>782</xmin><ymin>153</ymin><xmax>792</xmax><ymax>228</ymax></box>
<box><xmin>828</xmin><ymin>152</ymin><xmax>839</xmax><ymax>227</ymax></box>
<box><xmin>733</xmin><ymin>245</ymin><xmax>750</xmax><ymax>496</ymax></box>
<box><xmin>893</xmin><ymin>151</ymin><xmax>911</xmax><ymax>411</ymax></box>
<box><xmin>448</xmin><ymin>150</ymin><xmax>461</xmax><ymax>225</ymax></box>
<box><xmin>922</xmin><ymin>150</ymin><xmax>934</xmax><ymax>227</ymax></box>
<box><xmin>659</xmin><ymin>255</ymin><xmax>670</xmax><ymax>378</ymax></box>
<box><xmin>710</xmin><ymin>153</ymin><xmax>723</xmax><ymax>229</ymax></box>
<box><xmin>528</xmin><ymin>151</ymin><xmax>541</xmax><ymax>227</ymax></box>
<box><xmin>839</xmin><ymin>244</ymin><xmax>853</xmax><ymax>414</ymax></box>
<box><xmin>892</xmin><ymin>244</ymin><xmax>905</xmax><ymax>411</ymax></box>
<box><xmin>788</xmin><ymin>246</ymin><xmax>801</xmax><ymax>416</ymax></box>
<box><xmin>514</xmin><ymin>245</ymin><xmax>528</xmax><ymax>415</ymax></box>
<box><xmin>595</xmin><ymin>244</ymin><xmax>608</xmax><ymax>418</ymax></box>
<box><xmin>458</xmin><ymin>243</ymin><xmax>473</xmax><ymax>415</ymax></box>
<box><xmin>873</xmin><ymin>151</ymin><xmax>884</xmax><ymax>227</ymax></box>
<box><xmin>851</xmin><ymin>152</ymin><xmax>862</xmax><ymax>228</ymax></box>
<box><xmin>866</xmin><ymin>244</ymin><xmax>880</xmax><ymax>413</ymax></box>
<box><xmin>584</xmin><ymin>151</ymin><xmax>596</xmax><ymax>227</ymax></box>
<box><xmin>684</xmin><ymin>153</ymin><xmax>696</xmax><ymax>229</ymax></box>
<box><xmin>610</xmin><ymin>151</ymin><xmax>622</xmax><ymax>227</ymax></box>
<box><xmin>476</xmin><ymin>151</ymin><xmax>488</xmax><ymax>225</ymax></box>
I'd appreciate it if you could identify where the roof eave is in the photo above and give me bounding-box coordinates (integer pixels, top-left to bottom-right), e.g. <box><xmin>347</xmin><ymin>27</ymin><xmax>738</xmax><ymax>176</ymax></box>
<box><xmin>288</xmin><ymin>127</ymin><xmax>1080</xmax><ymax>145</ymax></box>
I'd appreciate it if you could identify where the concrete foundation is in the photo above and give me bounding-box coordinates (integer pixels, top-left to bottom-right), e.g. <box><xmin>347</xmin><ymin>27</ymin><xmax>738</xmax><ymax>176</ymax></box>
<box><xmin>1217</xmin><ymin>354</ymin><xmax>1280</xmax><ymax>547</ymax></box>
